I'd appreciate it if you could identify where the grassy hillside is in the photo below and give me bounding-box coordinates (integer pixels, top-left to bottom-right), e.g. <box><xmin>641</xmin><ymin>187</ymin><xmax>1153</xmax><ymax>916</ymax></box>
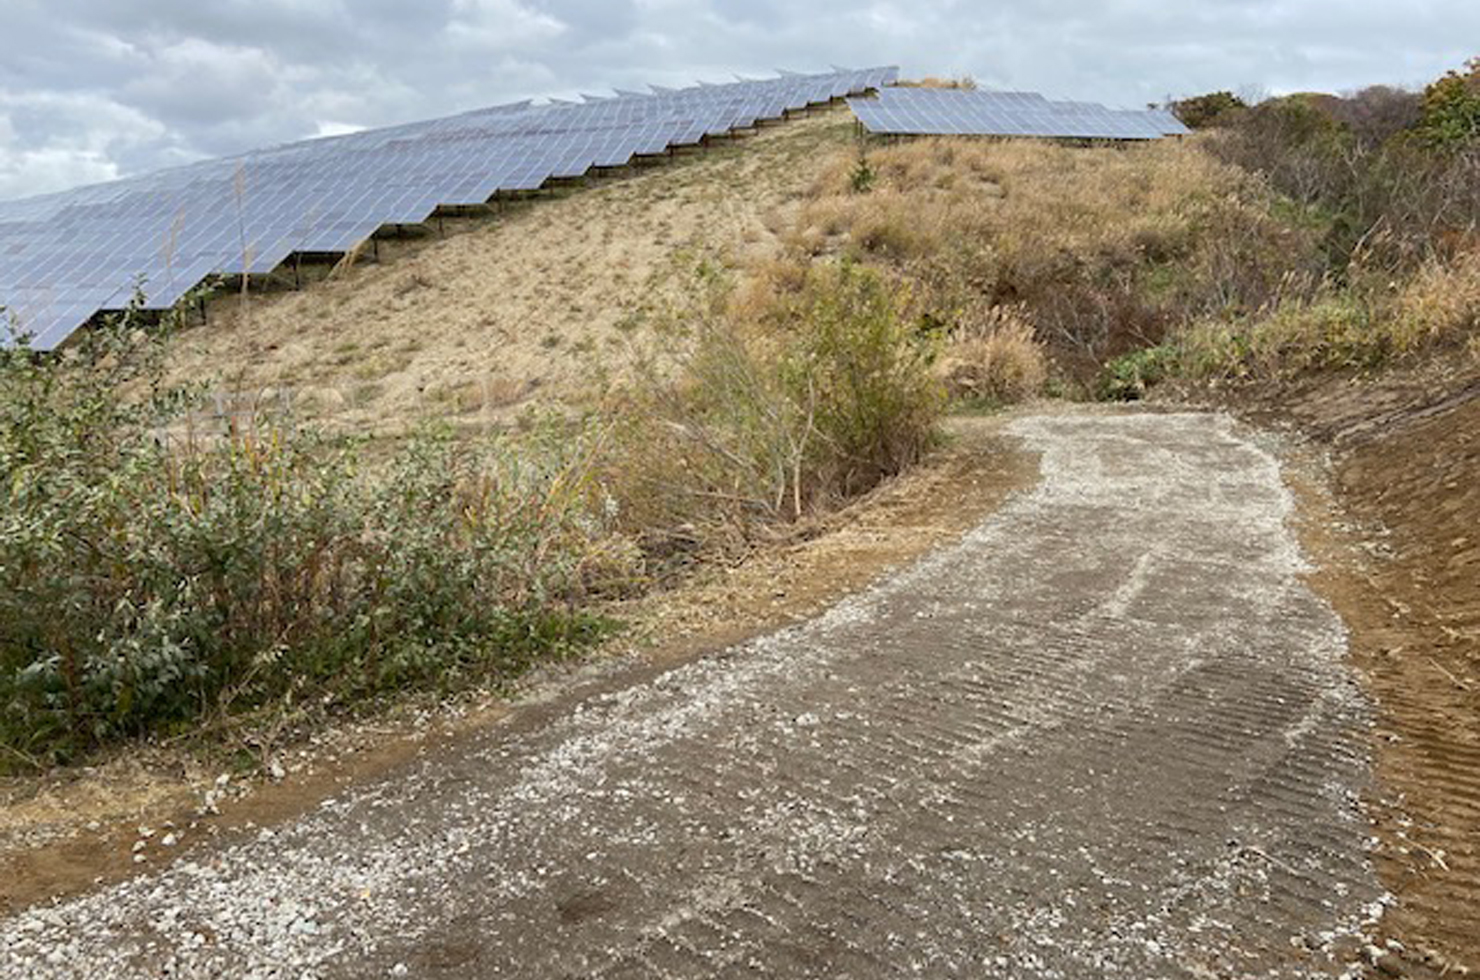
<box><xmin>174</xmin><ymin>80</ymin><xmax>1480</xmax><ymax>423</ymax></box>
<box><xmin>167</xmin><ymin>114</ymin><xmax>859</xmax><ymax>434</ymax></box>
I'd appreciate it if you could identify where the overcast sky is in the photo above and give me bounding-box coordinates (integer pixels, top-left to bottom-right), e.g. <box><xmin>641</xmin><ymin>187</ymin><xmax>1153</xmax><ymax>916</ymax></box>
<box><xmin>1</xmin><ymin>0</ymin><xmax>1475</xmax><ymax>201</ymax></box>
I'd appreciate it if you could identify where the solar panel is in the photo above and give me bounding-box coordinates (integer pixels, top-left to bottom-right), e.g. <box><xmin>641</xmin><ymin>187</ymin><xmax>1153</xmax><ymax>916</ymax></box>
<box><xmin>1146</xmin><ymin>108</ymin><xmax>1193</xmax><ymax>136</ymax></box>
<box><xmin>847</xmin><ymin>87</ymin><xmax>1182</xmax><ymax>142</ymax></box>
<box><xmin>0</xmin><ymin>66</ymin><xmax>897</xmax><ymax>350</ymax></box>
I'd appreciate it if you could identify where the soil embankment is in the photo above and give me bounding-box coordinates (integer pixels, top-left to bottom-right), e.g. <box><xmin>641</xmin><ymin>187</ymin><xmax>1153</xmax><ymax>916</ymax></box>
<box><xmin>1230</xmin><ymin>364</ymin><xmax>1480</xmax><ymax>975</ymax></box>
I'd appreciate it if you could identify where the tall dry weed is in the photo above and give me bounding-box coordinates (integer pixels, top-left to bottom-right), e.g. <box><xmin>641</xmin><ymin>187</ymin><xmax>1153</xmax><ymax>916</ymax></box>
<box><xmin>1392</xmin><ymin>250</ymin><xmax>1480</xmax><ymax>350</ymax></box>
<box><xmin>793</xmin><ymin>136</ymin><xmax>1320</xmax><ymax>380</ymax></box>
<box><xmin>935</xmin><ymin>304</ymin><xmax>1049</xmax><ymax>403</ymax></box>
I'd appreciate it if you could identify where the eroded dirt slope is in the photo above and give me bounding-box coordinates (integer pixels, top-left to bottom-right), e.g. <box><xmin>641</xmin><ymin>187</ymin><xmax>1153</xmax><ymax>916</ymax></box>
<box><xmin>1249</xmin><ymin>365</ymin><xmax>1480</xmax><ymax>973</ymax></box>
<box><xmin>0</xmin><ymin>412</ymin><xmax>1386</xmax><ymax>978</ymax></box>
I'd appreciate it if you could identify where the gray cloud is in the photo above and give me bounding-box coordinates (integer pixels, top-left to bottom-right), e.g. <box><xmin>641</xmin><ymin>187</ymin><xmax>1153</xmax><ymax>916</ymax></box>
<box><xmin>2</xmin><ymin>0</ymin><xmax>1477</xmax><ymax>200</ymax></box>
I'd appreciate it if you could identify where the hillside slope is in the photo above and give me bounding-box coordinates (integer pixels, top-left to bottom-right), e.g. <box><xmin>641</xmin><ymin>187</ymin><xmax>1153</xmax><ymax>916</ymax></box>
<box><xmin>10</xmin><ymin>92</ymin><xmax>1478</xmax><ymax>974</ymax></box>
<box><xmin>166</xmin><ymin>113</ymin><xmax>856</xmax><ymax>433</ymax></box>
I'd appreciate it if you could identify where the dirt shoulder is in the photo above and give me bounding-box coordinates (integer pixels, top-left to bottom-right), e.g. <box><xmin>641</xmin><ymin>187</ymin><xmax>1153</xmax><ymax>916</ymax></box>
<box><xmin>1198</xmin><ymin>359</ymin><xmax>1480</xmax><ymax>976</ymax></box>
<box><xmin>0</xmin><ymin>414</ymin><xmax>1036</xmax><ymax>918</ymax></box>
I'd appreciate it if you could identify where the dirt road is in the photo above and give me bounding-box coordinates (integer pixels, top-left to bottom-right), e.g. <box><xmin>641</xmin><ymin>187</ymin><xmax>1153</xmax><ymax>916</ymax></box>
<box><xmin>0</xmin><ymin>411</ymin><xmax>1388</xmax><ymax>978</ymax></box>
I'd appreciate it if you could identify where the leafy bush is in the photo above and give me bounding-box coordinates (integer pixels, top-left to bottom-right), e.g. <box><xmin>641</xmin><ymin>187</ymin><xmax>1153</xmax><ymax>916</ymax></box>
<box><xmin>1098</xmin><ymin>345</ymin><xmax>1180</xmax><ymax>400</ymax></box>
<box><xmin>611</xmin><ymin>261</ymin><xmax>943</xmax><ymax>534</ymax></box>
<box><xmin>0</xmin><ymin>309</ymin><xmax>619</xmax><ymax>769</ymax></box>
<box><xmin>1171</xmin><ymin>91</ymin><xmax>1248</xmax><ymax>129</ymax></box>
<box><xmin>1417</xmin><ymin>58</ymin><xmax>1480</xmax><ymax>147</ymax></box>
<box><xmin>782</xmin><ymin>263</ymin><xmax>945</xmax><ymax>495</ymax></box>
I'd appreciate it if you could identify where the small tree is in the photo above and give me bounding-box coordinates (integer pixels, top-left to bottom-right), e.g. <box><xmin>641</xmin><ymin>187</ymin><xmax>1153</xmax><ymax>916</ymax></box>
<box><xmin>1329</xmin><ymin>85</ymin><xmax>1423</xmax><ymax>147</ymax></box>
<box><xmin>1172</xmin><ymin>91</ymin><xmax>1247</xmax><ymax>129</ymax></box>
<box><xmin>1418</xmin><ymin>58</ymin><xmax>1480</xmax><ymax>147</ymax></box>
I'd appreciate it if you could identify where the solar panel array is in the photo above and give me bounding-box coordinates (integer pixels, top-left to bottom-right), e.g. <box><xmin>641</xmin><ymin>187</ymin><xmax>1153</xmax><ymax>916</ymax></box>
<box><xmin>847</xmin><ymin>87</ymin><xmax>1192</xmax><ymax>142</ymax></box>
<box><xmin>0</xmin><ymin>66</ymin><xmax>898</xmax><ymax>350</ymax></box>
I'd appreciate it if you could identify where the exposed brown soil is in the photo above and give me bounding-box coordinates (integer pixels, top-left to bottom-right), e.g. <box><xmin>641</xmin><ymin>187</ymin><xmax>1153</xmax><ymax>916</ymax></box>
<box><xmin>0</xmin><ymin>414</ymin><xmax>1034</xmax><ymax>920</ymax></box>
<box><xmin>1208</xmin><ymin>357</ymin><xmax>1480</xmax><ymax>976</ymax></box>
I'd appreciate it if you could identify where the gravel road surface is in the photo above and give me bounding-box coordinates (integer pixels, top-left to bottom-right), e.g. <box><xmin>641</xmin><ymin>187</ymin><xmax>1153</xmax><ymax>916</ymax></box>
<box><xmin>1</xmin><ymin>411</ymin><xmax>1387</xmax><ymax>978</ymax></box>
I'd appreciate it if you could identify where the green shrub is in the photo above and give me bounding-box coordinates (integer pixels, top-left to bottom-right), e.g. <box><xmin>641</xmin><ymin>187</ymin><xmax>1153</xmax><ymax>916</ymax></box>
<box><xmin>1418</xmin><ymin>58</ymin><xmax>1480</xmax><ymax>147</ymax></box>
<box><xmin>613</xmin><ymin>261</ymin><xmax>944</xmax><ymax>532</ymax></box>
<box><xmin>0</xmin><ymin>308</ymin><xmax>618</xmax><ymax>769</ymax></box>
<box><xmin>1098</xmin><ymin>345</ymin><xmax>1180</xmax><ymax>400</ymax></box>
<box><xmin>780</xmin><ymin>262</ymin><xmax>944</xmax><ymax>497</ymax></box>
<box><xmin>1172</xmin><ymin>293</ymin><xmax>1385</xmax><ymax>381</ymax></box>
<box><xmin>1171</xmin><ymin>91</ymin><xmax>1248</xmax><ymax>129</ymax></box>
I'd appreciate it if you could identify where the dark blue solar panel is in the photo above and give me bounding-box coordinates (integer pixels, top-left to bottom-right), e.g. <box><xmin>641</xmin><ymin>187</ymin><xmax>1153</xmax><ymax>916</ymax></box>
<box><xmin>0</xmin><ymin>66</ymin><xmax>897</xmax><ymax>349</ymax></box>
<box><xmin>848</xmin><ymin>87</ymin><xmax>1178</xmax><ymax>142</ymax></box>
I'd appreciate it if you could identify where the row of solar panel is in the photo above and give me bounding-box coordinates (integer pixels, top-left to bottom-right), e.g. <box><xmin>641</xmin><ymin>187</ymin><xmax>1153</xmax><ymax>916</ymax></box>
<box><xmin>850</xmin><ymin>103</ymin><xmax>1172</xmax><ymax>140</ymax></box>
<box><xmin>0</xmin><ymin>67</ymin><xmax>897</xmax><ymax>349</ymax></box>
<box><xmin>846</xmin><ymin>87</ymin><xmax>1190</xmax><ymax>141</ymax></box>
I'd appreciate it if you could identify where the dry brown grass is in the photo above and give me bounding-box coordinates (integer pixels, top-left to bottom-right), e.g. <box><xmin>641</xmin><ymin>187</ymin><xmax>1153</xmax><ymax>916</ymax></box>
<box><xmin>166</xmin><ymin>113</ymin><xmax>859</xmax><ymax>436</ymax></box>
<box><xmin>803</xmin><ymin>137</ymin><xmax>1243</xmax><ymax>250</ymax></box>
<box><xmin>935</xmin><ymin>304</ymin><xmax>1049</xmax><ymax>403</ymax></box>
<box><xmin>896</xmin><ymin>77</ymin><xmax>979</xmax><ymax>90</ymax></box>
<box><xmin>1392</xmin><ymin>249</ymin><xmax>1480</xmax><ymax>350</ymax></box>
<box><xmin>783</xmin><ymin>135</ymin><xmax>1318</xmax><ymax>381</ymax></box>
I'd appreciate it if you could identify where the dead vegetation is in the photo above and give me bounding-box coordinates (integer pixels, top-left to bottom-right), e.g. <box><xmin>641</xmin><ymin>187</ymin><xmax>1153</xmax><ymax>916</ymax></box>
<box><xmin>934</xmin><ymin>304</ymin><xmax>1048</xmax><ymax>404</ymax></box>
<box><xmin>778</xmin><ymin>134</ymin><xmax>1316</xmax><ymax>393</ymax></box>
